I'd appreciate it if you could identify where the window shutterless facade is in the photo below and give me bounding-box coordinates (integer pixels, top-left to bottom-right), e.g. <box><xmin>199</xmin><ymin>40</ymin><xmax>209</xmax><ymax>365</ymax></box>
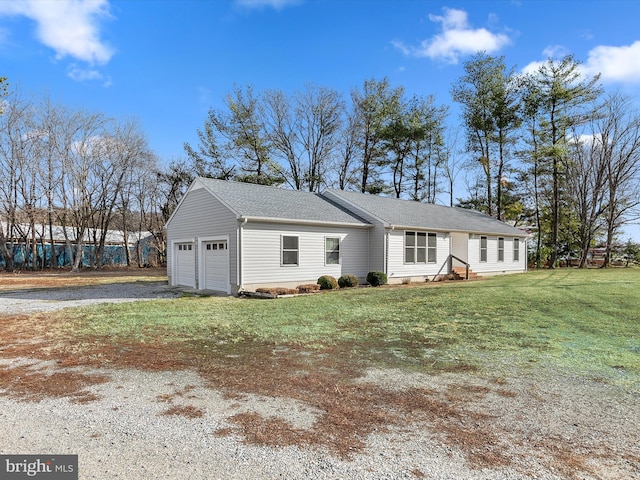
<box><xmin>513</xmin><ymin>238</ymin><xmax>520</xmax><ymax>262</ymax></box>
<box><xmin>480</xmin><ymin>236</ymin><xmax>487</xmax><ymax>262</ymax></box>
<box><xmin>325</xmin><ymin>237</ymin><xmax>340</xmax><ymax>265</ymax></box>
<box><xmin>405</xmin><ymin>231</ymin><xmax>437</xmax><ymax>264</ymax></box>
<box><xmin>498</xmin><ymin>237</ymin><xmax>504</xmax><ymax>262</ymax></box>
<box><xmin>281</xmin><ymin>235</ymin><xmax>299</xmax><ymax>266</ymax></box>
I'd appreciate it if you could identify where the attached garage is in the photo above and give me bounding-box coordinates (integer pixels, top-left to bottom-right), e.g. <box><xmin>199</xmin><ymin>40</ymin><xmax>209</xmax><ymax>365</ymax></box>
<box><xmin>166</xmin><ymin>177</ymin><xmax>528</xmax><ymax>295</ymax></box>
<box><xmin>174</xmin><ymin>242</ymin><xmax>195</xmax><ymax>288</ymax></box>
<box><xmin>201</xmin><ymin>240</ymin><xmax>229</xmax><ymax>293</ymax></box>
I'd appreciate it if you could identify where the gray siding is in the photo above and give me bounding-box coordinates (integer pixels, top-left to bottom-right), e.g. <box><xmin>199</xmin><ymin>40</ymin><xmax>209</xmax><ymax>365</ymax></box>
<box><xmin>467</xmin><ymin>235</ymin><xmax>526</xmax><ymax>274</ymax></box>
<box><xmin>322</xmin><ymin>191</ymin><xmax>384</xmax><ymax>273</ymax></box>
<box><xmin>386</xmin><ymin>230</ymin><xmax>450</xmax><ymax>280</ymax></box>
<box><xmin>241</xmin><ymin>222</ymin><xmax>370</xmax><ymax>289</ymax></box>
<box><xmin>166</xmin><ymin>185</ymin><xmax>238</xmax><ymax>288</ymax></box>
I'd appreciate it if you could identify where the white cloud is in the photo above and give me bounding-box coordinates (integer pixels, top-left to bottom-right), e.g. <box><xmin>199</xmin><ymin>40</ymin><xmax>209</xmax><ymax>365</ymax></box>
<box><xmin>67</xmin><ymin>64</ymin><xmax>111</xmax><ymax>86</ymax></box>
<box><xmin>394</xmin><ymin>7</ymin><xmax>511</xmax><ymax>64</ymax></box>
<box><xmin>520</xmin><ymin>46</ymin><xmax>570</xmax><ymax>75</ymax></box>
<box><xmin>522</xmin><ymin>41</ymin><xmax>640</xmax><ymax>84</ymax></box>
<box><xmin>0</xmin><ymin>0</ymin><xmax>114</xmax><ymax>65</ymax></box>
<box><xmin>583</xmin><ymin>41</ymin><xmax>640</xmax><ymax>83</ymax></box>
<box><xmin>234</xmin><ymin>0</ymin><xmax>302</xmax><ymax>10</ymax></box>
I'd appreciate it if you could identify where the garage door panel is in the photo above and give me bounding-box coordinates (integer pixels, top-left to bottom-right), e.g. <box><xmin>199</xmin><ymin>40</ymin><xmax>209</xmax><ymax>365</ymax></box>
<box><xmin>175</xmin><ymin>243</ymin><xmax>195</xmax><ymax>287</ymax></box>
<box><xmin>203</xmin><ymin>241</ymin><xmax>229</xmax><ymax>292</ymax></box>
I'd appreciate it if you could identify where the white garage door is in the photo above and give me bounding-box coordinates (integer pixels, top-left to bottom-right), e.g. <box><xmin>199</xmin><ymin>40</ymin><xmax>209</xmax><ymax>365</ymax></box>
<box><xmin>203</xmin><ymin>241</ymin><xmax>229</xmax><ymax>292</ymax></box>
<box><xmin>175</xmin><ymin>243</ymin><xmax>195</xmax><ymax>287</ymax></box>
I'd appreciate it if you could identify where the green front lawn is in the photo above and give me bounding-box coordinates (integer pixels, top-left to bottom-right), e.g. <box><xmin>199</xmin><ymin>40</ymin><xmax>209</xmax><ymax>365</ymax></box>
<box><xmin>60</xmin><ymin>268</ymin><xmax>640</xmax><ymax>389</ymax></box>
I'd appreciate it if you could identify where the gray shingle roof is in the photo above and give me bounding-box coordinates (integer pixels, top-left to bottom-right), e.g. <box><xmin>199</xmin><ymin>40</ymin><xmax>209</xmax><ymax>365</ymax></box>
<box><xmin>197</xmin><ymin>178</ymin><xmax>369</xmax><ymax>226</ymax></box>
<box><xmin>195</xmin><ymin>178</ymin><xmax>528</xmax><ymax>236</ymax></box>
<box><xmin>325</xmin><ymin>189</ymin><xmax>528</xmax><ymax>236</ymax></box>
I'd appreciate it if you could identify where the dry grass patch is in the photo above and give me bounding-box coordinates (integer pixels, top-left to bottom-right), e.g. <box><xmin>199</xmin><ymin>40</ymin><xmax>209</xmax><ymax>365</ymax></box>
<box><xmin>161</xmin><ymin>405</ymin><xmax>205</xmax><ymax>418</ymax></box>
<box><xmin>0</xmin><ymin>268</ymin><xmax>166</xmax><ymax>291</ymax></box>
<box><xmin>0</xmin><ymin>363</ymin><xmax>108</xmax><ymax>403</ymax></box>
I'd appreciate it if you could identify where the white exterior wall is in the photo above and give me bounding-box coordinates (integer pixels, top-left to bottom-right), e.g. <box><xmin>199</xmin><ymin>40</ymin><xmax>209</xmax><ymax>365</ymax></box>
<box><xmin>321</xmin><ymin>192</ymin><xmax>385</xmax><ymax>272</ymax></box>
<box><xmin>166</xmin><ymin>186</ymin><xmax>238</xmax><ymax>289</ymax></box>
<box><xmin>467</xmin><ymin>234</ymin><xmax>526</xmax><ymax>274</ymax></box>
<box><xmin>240</xmin><ymin>222</ymin><xmax>370</xmax><ymax>290</ymax></box>
<box><xmin>386</xmin><ymin>230</ymin><xmax>450</xmax><ymax>282</ymax></box>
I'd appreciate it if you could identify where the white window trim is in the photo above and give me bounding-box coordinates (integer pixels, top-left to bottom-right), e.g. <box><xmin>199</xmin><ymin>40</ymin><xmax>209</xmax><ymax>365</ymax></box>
<box><xmin>281</xmin><ymin>235</ymin><xmax>299</xmax><ymax>267</ymax></box>
<box><xmin>427</xmin><ymin>232</ymin><xmax>437</xmax><ymax>264</ymax></box>
<box><xmin>480</xmin><ymin>236</ymin><xmax>488</xmax><ymax>263</ymax></box>
<box><xmin>325</xmin><ymin>236</ymin><xmax>341</xmax><ymax>266</ymax></box>
<box><xmin>513</xmin><ymin>238</ymin><xmax>520</xmax><ymax>262</ymax></box>
<box><xmin>404</xmin><ymin>231</ymin><xmax>437</xmax><ymax>264</ymax></box>
<box><xmin>498</xmin><ymin>237</ymin><xmax>505</xmax><ymax>262</ymax></box>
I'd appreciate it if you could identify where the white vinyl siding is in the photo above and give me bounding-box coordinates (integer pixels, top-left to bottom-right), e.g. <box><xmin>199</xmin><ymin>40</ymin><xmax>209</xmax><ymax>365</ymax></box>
<box><xmin>467</xmin><ymin>235</ymin><xmax>527</xmax><ymax>274</ymax></box>
<box><xmin>388</xmin><ymin>230</ymin><xmax>448</xmax><ymax>278</ymax></box>
<box><xmin>320</xmin><ymin>191</ymin><xmax>383</xmax><ymax>272</ymax></box>
<box><xmin>166</xmin><ymin>186</ymin><xmax>238</xmax><ymax>289</ymax></box>
<box><xmin>242</xmin><ymin>222</ymin><xmax>369</xmax><ymax>287</ymax></box>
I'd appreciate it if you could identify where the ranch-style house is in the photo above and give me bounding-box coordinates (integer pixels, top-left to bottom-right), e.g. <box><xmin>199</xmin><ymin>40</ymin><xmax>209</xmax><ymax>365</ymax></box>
<box><xmin>165</xmin><ymin>177</ymin><xmax>529</xmax><ymax>294</ymax></box>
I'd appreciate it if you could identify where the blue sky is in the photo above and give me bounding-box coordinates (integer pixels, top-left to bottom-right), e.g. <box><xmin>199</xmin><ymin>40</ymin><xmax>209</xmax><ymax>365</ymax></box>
<box><xmin>2</xmin><ymin>0</ymin><xmax>640</xmax><ymax>239</ymax></box>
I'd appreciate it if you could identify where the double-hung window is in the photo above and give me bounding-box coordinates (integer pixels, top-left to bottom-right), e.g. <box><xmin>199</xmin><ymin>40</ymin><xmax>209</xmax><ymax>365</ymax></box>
<box><xmin>427</xmin><ymin>233</ymin><xmax>437</xmax><ymax>263</ymax></box>
<box><xmin>325</xmin><ymin>237</ymin><xmax>340</xmax><ymax>265</ymax></box>
<box><xmin>405</xmin><ymin>231</ymin><xmax>436</xmax><ymax>264</ymax></box>
<box><xmin>282</xmin><ymin>235</ymin><xmax>299</xmax><ymax>266</ymax></box>
<box><xmin>480</xmin><ymin>236</ymin><xmax>488</xmax><ymax>262</ymax></box>
<box><xmin>498</xmin><ymin>237</ymin><xmax>505</xmax><ymax>262</ymax></box>
<box><xmin>513</xmin><ymin>238</ymin><xmax>520</xmax><ymax>262</ymax></box>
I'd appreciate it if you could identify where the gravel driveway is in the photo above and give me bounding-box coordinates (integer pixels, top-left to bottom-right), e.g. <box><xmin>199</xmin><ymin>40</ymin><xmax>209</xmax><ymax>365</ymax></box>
<box><xmin>1</xmin><ymin>281</ymin><xmax>639</xmax><ymax>479</ymax></box>
<box><xmin>0</xmin><ymin>281</ymin><xmax>180</xmax><ymax>315</ymax></box>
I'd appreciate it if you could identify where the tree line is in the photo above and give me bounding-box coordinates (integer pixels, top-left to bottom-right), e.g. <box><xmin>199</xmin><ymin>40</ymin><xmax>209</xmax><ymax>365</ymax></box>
<box><xmin>1</xmin><ymin>52</ymin><xmax>640</xmax><ymax>271</ymax></box>
<box><xmin>184</xmin><ymin>53</ymin><xmax>640</xmax><ymax>268</ymax></box>
<box><xmin>0</xmin><ymin>82</ymin><xmax>168</xmax><ymax>270</ymax></box>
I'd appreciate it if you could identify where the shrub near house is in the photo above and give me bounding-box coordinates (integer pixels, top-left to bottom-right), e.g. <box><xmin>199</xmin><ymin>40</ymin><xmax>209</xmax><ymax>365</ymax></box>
<box><xmin>165</xmin><ymin>178</ymin><xmax>528</xmax><ymax>295</ymax></box>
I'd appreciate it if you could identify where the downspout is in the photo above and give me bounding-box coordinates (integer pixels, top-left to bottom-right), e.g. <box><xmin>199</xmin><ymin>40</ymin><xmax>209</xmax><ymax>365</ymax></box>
<box><xmin>385</xmin><ymin>226</ymin><xmax>395</xmax><ymax>276</ymax></box>
<box><xmin>237</xmin><ymin>218</ymin><xmax>248</xmax><ymax>293</ymax></box>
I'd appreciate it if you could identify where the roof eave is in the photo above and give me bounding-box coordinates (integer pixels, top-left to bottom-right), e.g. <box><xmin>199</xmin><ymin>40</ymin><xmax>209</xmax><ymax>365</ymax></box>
<box><xmin>239</xmin><ymin>216</ymin><xmax>372</xmax><ymax>228</ymax></box>
<box><xmin>388</xmin><ymin>224</ymin><xmax>530</xmax><ymax>237</ymax></box>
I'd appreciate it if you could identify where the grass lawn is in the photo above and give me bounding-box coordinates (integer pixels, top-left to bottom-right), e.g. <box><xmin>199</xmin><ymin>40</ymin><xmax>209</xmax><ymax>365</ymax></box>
<box><xmin>59</xmin><ymin>268</ymin><xmax>640</xmax><ymax>390</ymax></box>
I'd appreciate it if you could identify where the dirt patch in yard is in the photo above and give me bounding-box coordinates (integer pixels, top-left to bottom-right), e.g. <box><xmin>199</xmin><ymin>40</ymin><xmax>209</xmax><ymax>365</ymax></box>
<box><xmin>1</xmin><ymin>311</ymin><xmax>638</xmax><ymax>479</ymax></box>
<box><xmin>0</xmin><ymin>361</ymin><xmax>109</xmax><ymax>403</ymax></box>
<box><xmin>0</xmin><ymin>275</ymin><xmax>639</xmax><ymax>479</ymax></box>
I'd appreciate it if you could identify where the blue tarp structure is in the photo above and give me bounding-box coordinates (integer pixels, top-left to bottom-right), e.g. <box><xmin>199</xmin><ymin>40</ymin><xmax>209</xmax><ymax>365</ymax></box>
<box><xmin>0</xmin><ymin>242</ymin><xmax>155</xmax><ymax>269</ymax></box>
